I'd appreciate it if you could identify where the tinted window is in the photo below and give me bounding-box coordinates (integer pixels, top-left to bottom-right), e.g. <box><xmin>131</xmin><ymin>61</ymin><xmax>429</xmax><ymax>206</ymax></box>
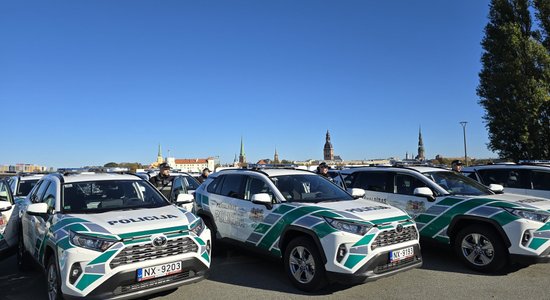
<box><xmin>352</xmin><ymin>172</ymin><xmax>392</xmax><ymax>192</ymax></box>
<box><xmin>170</xmin><ymin>177</ymin><xmax>186</xmax><ymax>202</ymax></box>
<box><xmin>207</xmin><ymin>176</ymin><xmax>224</xmax><ymax>194</ymax></box>
<box><xmin>219</xmin><ymin>175</ymin><xmax>246</xmax><ymax>199</ymax></box>
<box><xmin>16</xmin><ymin>179</ymin><xmax>40</xmax><ymax>196</ymax></box>
<box><xmin>42</xmin><ymin>182</ymin><xmax>57</xmax><ymax>211</ymax></box>
<box><xmin>63</xmin><ymin>180</ymin><xmax>168</xmax><ymax>213</ymax></box>
<box><xmin>424</xmin><ymin>171</ymin><xmax>490</xmax><ymax>196</ymax></box>
<box><xmin>32</xmin><ymin>181</ymin><xmax>50</xmax><ymax>203</ymax></box>
<box><xmin>532</xmin><ymin>171</ymin><xmax>550</xmax><ymax>190</ymax></box>
<box><xmin>0</xmin><ymin>180</ymin><xmax>12</xmax><ymax>204</ymax></box>
<box><xmin>244</xmin><ymin>176</ymin><xmax>274</xmax><ymax>201</ymax></box>
<box><xmin>478</xmin><ymin>169</ymin><xmax>530</xmax><ymax>189</ymax></box>
<box><xmin>272</xmin><ymin>174</ymin><xmax>353</xmax><ymax>203</ymax></box>
<box><xmin>183</xmin><ymin>176</ymin><xmax>200</xmax><ymax>190</ymax></box>
<box><xmin>394</xmin><ymin>174</ymin><xmax>427</xmax><ymax>195</ymax></box>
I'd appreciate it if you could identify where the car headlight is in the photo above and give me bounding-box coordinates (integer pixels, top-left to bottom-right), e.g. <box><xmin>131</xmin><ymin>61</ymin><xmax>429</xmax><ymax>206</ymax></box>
<box><xmin>69</xmin><ymin>231</ymin><xmax>117</xmax><ymax>252</ymax></box>
<box><xmin>504</xmin><ymin>208</ymin><xmax>550</xmax><ymax>223</ymax></box>
<box><xmin>324</xmin><ymin>217</ymin><xmax>372</xmax><ymax>236</ymax></box>
<box><xmin>190</xmin><ymin>218</ymin><xmax>205</xmax><ymax>236</ymax></box>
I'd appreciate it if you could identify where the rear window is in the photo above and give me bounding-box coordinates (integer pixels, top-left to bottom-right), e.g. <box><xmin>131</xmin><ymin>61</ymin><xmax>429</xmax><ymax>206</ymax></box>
<box><xmin>477</xmin><ymin>169</ymin><xmax>531</xmax><ymax>189</ymax></box>
<box><xmin>16</xmin><ymin>179</ymin><xmax>39</xmax><ymax>196</ymax></box>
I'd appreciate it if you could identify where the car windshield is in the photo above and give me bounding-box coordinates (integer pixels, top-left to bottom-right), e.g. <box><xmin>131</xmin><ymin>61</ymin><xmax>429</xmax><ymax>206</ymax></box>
<box><xmin>271</xmin><ymin>174</ymin><xmax>353</xmax><ymax>203</ymax></box>
<box><xmin>62</xmin><ymin>180</ymin><xmax>169</xmax><ymax>213</ymax></box>
<box><xmin>184</xmin><ymin>176</ymin><xmax>200</xmax><ymax>190</ymax></box>
<box><xmin>16</xmin><ymin>179</ymin><xmax>40</xmax><ymax>196</ymax></box>
<box><xmin>423</xmin><ymin>171</ymin><xmax>492</xmax><ymax>196</ymax></box>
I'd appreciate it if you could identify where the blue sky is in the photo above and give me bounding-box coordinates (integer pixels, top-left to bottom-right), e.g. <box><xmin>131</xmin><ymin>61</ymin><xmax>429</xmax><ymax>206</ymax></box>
<box><xmin>0</xmin><ymin>0</ymin><xmax>494</xmax><ymax>167</ymax></box>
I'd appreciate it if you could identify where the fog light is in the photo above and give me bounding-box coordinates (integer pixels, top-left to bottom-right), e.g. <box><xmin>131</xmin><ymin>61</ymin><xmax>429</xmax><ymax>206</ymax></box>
<box><xmin>521</xmin><ymin>230</ymin><xmax>533</xmax><ymax>246</ymax></box>
<box><xmin>69</xmin><ymin>263</ymin><xmax>82</xmax><ymax>285</ymax></box>
<box><xmin>336</xmin><ymin>244</ymin><xmax>347</xmax><ymax>263</ymax></box>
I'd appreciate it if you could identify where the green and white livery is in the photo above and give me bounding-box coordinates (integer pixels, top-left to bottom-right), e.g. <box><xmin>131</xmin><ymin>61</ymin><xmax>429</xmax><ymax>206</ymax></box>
<box><xmin>18</xmin><ymin>173</ymin><xmax>211</xmax><ymax>300</ymax></box>
<box><xmin>195</xmin><ymin>168</ymin><xmax>422</xmax><ymax>292</ymax></box>
<box><xmin>339</xmin><ymin>166</ymin><xmax>550</xmax><ymax>272</ymax></box>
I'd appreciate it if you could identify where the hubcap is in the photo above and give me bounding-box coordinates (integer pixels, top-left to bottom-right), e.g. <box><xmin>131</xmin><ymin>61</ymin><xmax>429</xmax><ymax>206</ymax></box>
<box><xmin>289</xmin><ymin>246</ymin><xmax>315</xmax><ymax>284</ymax></box>
<box><xmin>48</xmin><ymin>264</ymin><xmax>58</xmax><ymax>300</ymax></box>
<box><xmin>461</xmin><ymin>233</ymin><xmax>495</xmax><ymax>266</ymax></box>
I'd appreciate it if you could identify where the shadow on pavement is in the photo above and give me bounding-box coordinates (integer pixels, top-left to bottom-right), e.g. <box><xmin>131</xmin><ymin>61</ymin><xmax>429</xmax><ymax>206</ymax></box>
<box><xmin>0</xmin><ymin>255</ymin><xmax>47</xmax><ymax>300</ymax></box>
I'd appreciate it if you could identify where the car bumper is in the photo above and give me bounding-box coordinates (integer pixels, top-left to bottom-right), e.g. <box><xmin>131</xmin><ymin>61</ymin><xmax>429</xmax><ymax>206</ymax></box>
<box><xmin>326</xmin><ymin>244</ymin><xmax>422</xmax><ymax>285</ymax></box>
<box><xmin>63</xmin><ymin>257</ymin><xmax>209</xmax><ymax>300</ymax></box>
<box><xmin>510</xmin><ymin>245</ymin><xmax>550</xmax><ymax>265</ymax></box>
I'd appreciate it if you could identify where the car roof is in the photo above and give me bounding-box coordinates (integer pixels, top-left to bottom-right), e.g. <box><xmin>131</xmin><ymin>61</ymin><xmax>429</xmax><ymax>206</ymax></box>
<box><xmin>463</xmin><ymin>164</ymin><xmax>550</xmax><ymax>171</ymax></box>
<box><xmin>48</xmin><ymin>172</ymin><xmax>143</xmax><ymax>184</ymax></box>
<box><xmin>213</xmin><ymin>168</ymin><xmax>315</xmax><ymax>178</ymax></box>
<box><xmin>17</xmin><ymin>174</ymin><xmax>45</xmax><ymax>180</ymax></box>
<box><xmin>339</xmin><ymin>166</ymin><xmax>447</xmax><ymax>174</ymax></box>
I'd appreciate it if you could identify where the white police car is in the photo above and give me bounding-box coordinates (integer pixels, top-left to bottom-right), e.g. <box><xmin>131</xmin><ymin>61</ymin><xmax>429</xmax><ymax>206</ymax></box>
<box><xmin>0</xmin><ymin>178</ymin><xmax>17</xmax><ymax>258</ymax></box>
<box><xmin>17</xmin><ymin>172</ymin><xmax>211</xmax><ymax>300</ymax></box>
<box><xmin>340</xmin><ymin>166</ymin><xmax>550</xmax><ymax>272</ymax></box>
<box><xmin>195</xmin><ymin>168</ymin><xmax>422</xmax><ymax>291</ymax></box>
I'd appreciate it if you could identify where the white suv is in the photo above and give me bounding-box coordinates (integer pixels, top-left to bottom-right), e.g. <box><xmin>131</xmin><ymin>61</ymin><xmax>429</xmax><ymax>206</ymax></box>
<box><xmin>195</xmin><ymin>168</ymin><xmax>422</xmax><ymax>291</ymax></box>
<box><xmin>17</xmin><ymin>172</ymin><xmax>211</xmax><ymax>300</ymax></box>
<box><xmin>340</xmin><ymin>166</ymin><xmax>550</xmax><ymax>272</ymax></box>
<box><xmin>0</xmin><ymin>178</ymin><xmax>17</xmax><ymax>257</ymax></box>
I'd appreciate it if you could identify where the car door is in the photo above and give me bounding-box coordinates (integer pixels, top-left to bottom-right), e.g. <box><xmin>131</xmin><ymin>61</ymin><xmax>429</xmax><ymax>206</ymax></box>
<box><xmin>530</xmin><ymin>170</ymin><xmax>550</xmax><ymax>199</ymax></box>
<box><xmin>0</xmin><ymin>179</ymin><xmax>16</xmax><ymax>252</ymax></box>
<box><xmin>208</xmin><ymin>174</ymin><xmax>247</xmax><ymax>239</ymax></box>
<box><xmin>22</xmin><ymin>180</ymin><xmax>50</xmax><ymax>256</ymax></box>
<box><xmin>349</xmin><ymin>171</ymin><xmax>394</xmax><ymax>205</ymax></box>
<box><xmin>387</xmin><ymin>173</ymin><xmax>438</xmax><ymax>218</ymax></box>
<box><xmin>234</xmin><ymin>175</ymin><xmax>275</xmax><ymax>242</ymax></box>
<box><xmin>30</xmin><ymin>181</ymin><xmax>57</xmax><ymax>260</ymax></box>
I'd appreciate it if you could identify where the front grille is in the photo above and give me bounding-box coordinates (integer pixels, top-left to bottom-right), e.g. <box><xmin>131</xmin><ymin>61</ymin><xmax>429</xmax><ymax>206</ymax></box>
<box><xmin>371</xmin><ymin>226</ymin><xmax>417</xmax><ymax>250</ymax></box>
<box><xmin>110</xmin><ymin>237</ymin><xmax>198</xmax><ymax>269</ymax></box>
<box><xmin>374</xmin><ymin>256</ymin><xmax>417</xmax><ymax>274</ymax></box>
<box><xmin>117</xmin><ymin>270</ymin><xmax>195</xmax><ymax>295</ymax></box>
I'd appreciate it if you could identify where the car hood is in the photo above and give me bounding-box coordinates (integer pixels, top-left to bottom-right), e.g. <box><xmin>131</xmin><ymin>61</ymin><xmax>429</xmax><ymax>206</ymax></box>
<box><xmin>66</xmin><ymin>206</ymin><xmax>198</xmax><ymax>237</ymax></box>
<box><xmin>300</xmin><ymin>199</ymin><xmax>410</xmax><ymax>223</ymax></box>
<box><xmin>458</xmin><ymin>193</ymin><xmax>550</xmax><ymax>211</ymax></box>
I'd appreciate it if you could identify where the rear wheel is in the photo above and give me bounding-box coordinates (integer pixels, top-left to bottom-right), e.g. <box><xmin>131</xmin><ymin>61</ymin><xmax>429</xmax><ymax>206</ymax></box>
<box><xmin>283</xmin><ymin>236</ymin><xmax>327</xmax><ymax>292</ymax></box>
<box><xmin>454</xmin><ymin>225</ymin><xmax>508</xmax><ymax>273</ymax></box>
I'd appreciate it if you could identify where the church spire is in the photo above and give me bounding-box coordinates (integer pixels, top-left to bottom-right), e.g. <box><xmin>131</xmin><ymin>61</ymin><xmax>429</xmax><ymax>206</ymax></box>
<box><xmin>416</xmin><ymin>126</ymin><xmax>425</xmax><ymax>161</ymax></box>
<box><xmin>323</xmin><ymin>130</ymin><xmax>334</xmax><ymax>161</ymax></box>
<box><xmin>239</xmin><ymin>136</ymin><xmax>246</xmax><ymax>164</ymax></box>
<box><xmin>274</xmin><ymin>147</ymin><xmax>280</xmax><ymax>164</ymax></box>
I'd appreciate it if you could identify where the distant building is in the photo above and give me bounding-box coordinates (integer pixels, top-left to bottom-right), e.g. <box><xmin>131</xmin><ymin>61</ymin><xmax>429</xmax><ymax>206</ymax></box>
<box><xmin>274</xmin><ymin>148</ymin><xmax>280</xmax><ymax>164</ymax></box>
<box><xmin>239</xmin><ymin>137</ymin><xmax>246</xmax><ymax>165</ymax></box>
<box><xmin>149</xmin><ymin>144</ymin><xmax>165</xmax><ymax>168</ymax></box>
<box><xmin>166</xmin><ymin>157</ymin><xmax>215</xmax><ymax>173</ymax></box>
<box><xmin>415</xmin><ymin>127</ymin><xmax>425</xmax><ymax>161</ymax></box>
<box><xmin>323</xmin><ymin>130</ymin><xmax>334</xmax><ymax>161</ymax></box>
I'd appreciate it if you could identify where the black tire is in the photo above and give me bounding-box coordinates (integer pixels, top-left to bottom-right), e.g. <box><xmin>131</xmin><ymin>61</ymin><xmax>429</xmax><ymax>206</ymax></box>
<box><xmin>17</xmin><ymin>231</ymin><xmax>32</xmax><ymax>271</ymax></box>
<box><xmin>283</xmin><ymin>236</ymin><xmax>327</xmax><ymax>292</ymax></box>
<box><xmin>453</xmin><ymin>225</ymin><xmax>508</xmax><ymax>273</ymax></box>
<box><xmin>46</xmin><ymin>256</ymin><xmax>63</xmax><ymax>300</ymax></box>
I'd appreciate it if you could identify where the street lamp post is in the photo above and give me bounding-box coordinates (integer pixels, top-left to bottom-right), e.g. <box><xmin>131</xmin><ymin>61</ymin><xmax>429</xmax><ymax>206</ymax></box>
<box><xmin>459</xmin><ymin>121</ymin><xmax>468</xmax><ymax>166</ymax></box>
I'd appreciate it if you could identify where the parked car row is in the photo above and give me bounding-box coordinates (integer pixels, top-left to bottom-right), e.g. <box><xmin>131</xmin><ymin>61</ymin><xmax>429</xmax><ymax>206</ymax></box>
<box><xmin>0</xmin><ymin>164</ymin><xmax>549</xmax><ymax>300</ymax></box>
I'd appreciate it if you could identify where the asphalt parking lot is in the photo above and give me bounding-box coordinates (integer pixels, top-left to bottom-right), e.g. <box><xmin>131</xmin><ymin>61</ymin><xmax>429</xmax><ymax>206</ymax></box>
<box><xmin>0</xmin><ymin>244</ymin><xmax>548</xmax><ymax>300</ymax></box>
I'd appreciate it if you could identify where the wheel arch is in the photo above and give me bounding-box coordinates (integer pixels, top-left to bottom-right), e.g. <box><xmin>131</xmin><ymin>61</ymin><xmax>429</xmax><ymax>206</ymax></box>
<box><xmin>279</xmin><ymin>226</ymin><xmax>327</xmax><ymax>264</ymax></box>
<box><xmin>196</xmin><ymin>210</ymin><xmax>217</xmax><ymax>231</ymax></box>
<box><xmin>447</xmin><ymin>215</ymin><xmax>511</xmax><ymax>248</ymax></box>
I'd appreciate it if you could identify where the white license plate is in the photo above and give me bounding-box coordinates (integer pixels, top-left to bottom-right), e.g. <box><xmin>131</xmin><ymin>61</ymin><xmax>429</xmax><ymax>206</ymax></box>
<box><xmin>137</xmin><ymin>261</ymin><xmax>182</xmax><ymax>282</ymax></box>
<box><xmin>389</xmin><ymin>247</ymin><xmax>414</xmax><ymax>262</ymax></box>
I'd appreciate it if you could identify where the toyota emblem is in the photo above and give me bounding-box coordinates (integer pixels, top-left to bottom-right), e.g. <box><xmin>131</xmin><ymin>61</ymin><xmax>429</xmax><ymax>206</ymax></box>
<box><xmin>396</xmin><ymin>224</ymin><xmax>404</xmax><ymax>233</ymax></box>
<box><xmin>152</xmin><ymin>235</ymin><xmax>167</xmax><ymax>247</ymax></box>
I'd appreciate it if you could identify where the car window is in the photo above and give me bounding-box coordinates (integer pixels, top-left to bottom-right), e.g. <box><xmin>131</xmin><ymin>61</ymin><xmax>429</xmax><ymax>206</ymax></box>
<box><xmin>532</xmin><ymin>171</ymin><xmax>550</xmax><ymax>190</ymax></box>
<box><xmin>170</xmin><ymin>177</ymin><xmax>186</xmax><ymax>201</ymax></box>
<box><xmin>352</xmin><ymin>171</ymin><xmax>392</xmax><ymax>193</ymax></box>
<box><xmin>42</xmin><ymin>182</ymin><xmax>57</xmax><ymax>212</ymax></box>
<box><xmin>477</xmin><ymin>169</ymin><xmax>530</xmax><ymax>189</ymax></box>
<box><xmin>219</xmin><ymin>174</ymin><xmax>246</xmax><ymax>199</ymax></box>
<box><xmin>32</xmin><ymin>180</ymin><xmax>50</xmax><ymax>203</ymax></box>
<box><xmin>16</xmin><ymin>179</ymin><xmax>40</xmax><ymax>196</ymax></box>
<box><xmin>424</xmin><ymin>171</ymin><xmax>491</xmax><ymax>196</ymax></box>
<box><xmin>63</xmin><ymin>180</ymin><xmax>169</xmax><ymax>213</ymax></box>
<box><xmin>207</xmin><ymin>176</ymin><xmax>224</xmax><ymax>194</ymax></box>
<box><xmin>271</xmin><ymin>174</ymin><xmax>353</xmax><ymax>203</ymax></box>
<box><xmin>184</xmin><ymin>176</ymin><xmax>200</xmax><ymax>190</ymax></box>
<box><xmin>393</xmin><ymin>174</ymin><xmax>427</xmax><ymax>195</ymax></box>
<box><xmin>0</xmin><ymin>180</ymin><xmax>13</xmax><ymax>204</ymax></box>
<box><xmin>463</xmin><ymin>171</ymin><xmax>478</xmax><ymax>181</ymax></box>
<box><xmin>244</xmin><ymin>176</ymin><xmax>274</xmax><ymax>202</ymax></box>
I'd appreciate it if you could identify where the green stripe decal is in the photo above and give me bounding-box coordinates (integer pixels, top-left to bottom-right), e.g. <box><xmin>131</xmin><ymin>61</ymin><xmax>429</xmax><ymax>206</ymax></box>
<box><xmin>491</xmin><ymin>211</ymin><xmax>519</xmax><ymax>226</ymax></box>
<box><xmin>58</xmin><ymin>237</ymin><xmax>71</xmax><ymax>250</ymax></box>
<box><xmin>437</xmin><ymin>197</ymin><xmax>465</xmax><ymax>206</ymax></box>
<box><xmin>538</xmin><ymin>223</ymin><xmax>550</xmax><ymax>232</ymax></box>
<box><xmin>272</xmin><ymin>204</ymin><xmax>296</xmax><ymax>215</ymax></box>
<box><xmin>53</xmin><ymin>218</ymin><xmax>87</xmax><ymax>231</ymax></box>
<box><xmin>254</xmin><ymin>223</ymin><xmax>272</xmax><ymax>234</ymax></box>
<box><xmin>66</xmin><ymin>223</ymin><xmax>88</xmax><ymax>233</ymax></box>
<box><xmin>312</xmin><ymin>222</ymin><xmax>337</xmax><ymax>239</ymax></box>
<box><xmin>312</xmin><ymin>211</ymin><xmax>342</xmax><ymax>218</ymax></box>
<box><xmin>353</xmin><ymin>233</ymin><xmax>375</xmax><ymax>247</ymax></box>
<box><xmin>370</xmin><ymin>215</ymin><xmax>409</xmax><ymax>225</ymax></box>
<box><xmin>201</xmin><ymin>251</ymin><xmax>210</xmax><ymax>262</ymax></box>
<box><xmin>257</xmin><ymin>206</ymin><xmax>324</xmax><ymax>249</ymax></box>
<box><xmin>88</xmin><ymin>249</ymin><xmax>118</xmax><ymax>265</ymax></box>
<box><xmin>434</xmin><ymin>236</ymin><xmax>450</xmax><ymax>243</ymax></box>
<box><xmin>420</xmin><ymin>198</ymin><xmax>496</xmax><ymax>238</ymax></box>
<box><xmin>75</xmin><ymin>274</ymin><xmax>102</xmax><ymax>291</ymax></box>
<box><xmin>487</xmin><ymin>201</ymin><xmax>520</xmax><ymax>209</ymax></box>
<box><xmin>195</xmin><ymin>237</ymin><xmax>205</xmax><ymax>246</ymax></box>
<box><xmin>528</xmin><ymin>238</ymin><xmax>548</xmax><ymax>250</ymax></box>
<box><xmin>344</xmin><ymin>254</ymin><xmax>365</xmax><ymax>269</ymax></box>
<box><xmin>415</xmin><ymin>214</ymin><xmax>436</xmax><ymax>224</ymax></box>
<box><xmin>202</xmin><ymin>194</ymin><xmax>209</xmax><ymax>206</ymax></box>
<box><xmin>118</xmin><ymin>225</ymin><xmax>188</xmax><ymax>239</ymax></box>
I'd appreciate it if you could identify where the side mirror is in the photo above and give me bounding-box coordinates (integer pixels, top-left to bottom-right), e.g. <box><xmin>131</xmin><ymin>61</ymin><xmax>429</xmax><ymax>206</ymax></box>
<box><xmin>27</xmin><ymin>203</ymin><xmax>49</xmax><ymax>216</ymax></box>
<box><xmin>489</xmin><ymin>184</ymin><xmax>504</xmax><ymax>194</ymax></box>
<box><xmin>0</xmin><ymin>201</ymin><xmax>12</xmax><ymax>212</ymax></box>
<box><xmin>251</xmin><ymin>193</ymin><xmax>273</xmax><ymax>209</ymax></box>
<box><xmin>414</xmin><ymin>187</ymin><xmax>436</xmax><ymax>202</ymax></box>
<box><xmin>348</xmin><ymin>188</ymin><xmax>365</xmax><ymax>199</ymax></box>
<box><xmin>176</xmin><ymin>193</ymin><xmax>194</xmax><ymax>204</ymax></box>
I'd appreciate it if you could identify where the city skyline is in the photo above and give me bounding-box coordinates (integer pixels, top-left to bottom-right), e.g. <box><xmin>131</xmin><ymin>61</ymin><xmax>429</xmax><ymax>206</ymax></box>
<box><xmin>1</xmin><ymin>1</ymin><xmax>496</xmax><ymax>167</ymax></box>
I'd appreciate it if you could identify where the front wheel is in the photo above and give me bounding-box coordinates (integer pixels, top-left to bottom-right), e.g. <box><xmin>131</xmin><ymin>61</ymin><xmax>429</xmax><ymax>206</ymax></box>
<box><xmin>46</xmin><ymin>257</ymin><xmax>63</xmax><ymax>300</ymax></box>
<box><xmin>454</xmin><ymin>225</ymin><xmax>508</xmax><ymax>273</ymax></box>
<box><xmin>283</xmin><ymin>237</ymin><xmax>327</xmax><ymax>292</ymax></box>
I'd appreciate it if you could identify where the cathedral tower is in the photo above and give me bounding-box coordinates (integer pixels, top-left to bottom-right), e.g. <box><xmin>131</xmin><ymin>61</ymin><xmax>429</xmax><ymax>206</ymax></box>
<box><xmin>323</xmin><ymin>130</ymin><xmax>334</xmax><ymax>161</ymax></box>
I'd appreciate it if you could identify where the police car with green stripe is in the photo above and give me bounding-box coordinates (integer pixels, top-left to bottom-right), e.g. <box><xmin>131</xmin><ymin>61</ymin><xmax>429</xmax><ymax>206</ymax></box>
<box><xmin>339</xmin><ymin>166</ymin><xmax>550</xmax><ymax>272</ymax></box>
<box><xmin>195</xmin><ymin>168</ymin><xmax>422</xmax><ymax>291</ymax></box>
<box><xmin>17</xmin><ymin>172</ymin><xmax>211</xmax><ymax>300</ymax></box>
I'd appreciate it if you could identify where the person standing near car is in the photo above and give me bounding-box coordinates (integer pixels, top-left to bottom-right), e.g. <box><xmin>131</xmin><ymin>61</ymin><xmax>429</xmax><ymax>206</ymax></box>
<box><xmin>197</xmin><ymin>168</ymin><xmax>210</xmax><ymax>183</ymax></box>
<box><xmin>451</xmin><ymin>160</ymin><xmax>463</xmax><ymax>173</ymax></box>
<box><xmin>149</xmin><ymin>163</ymin><xmax>174</xmax><ymax>199</ymax></box>
<box><xmin>317</xmin><ymin>162</ymin><xmax>333</xmax><ymax>181</ymax></box>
